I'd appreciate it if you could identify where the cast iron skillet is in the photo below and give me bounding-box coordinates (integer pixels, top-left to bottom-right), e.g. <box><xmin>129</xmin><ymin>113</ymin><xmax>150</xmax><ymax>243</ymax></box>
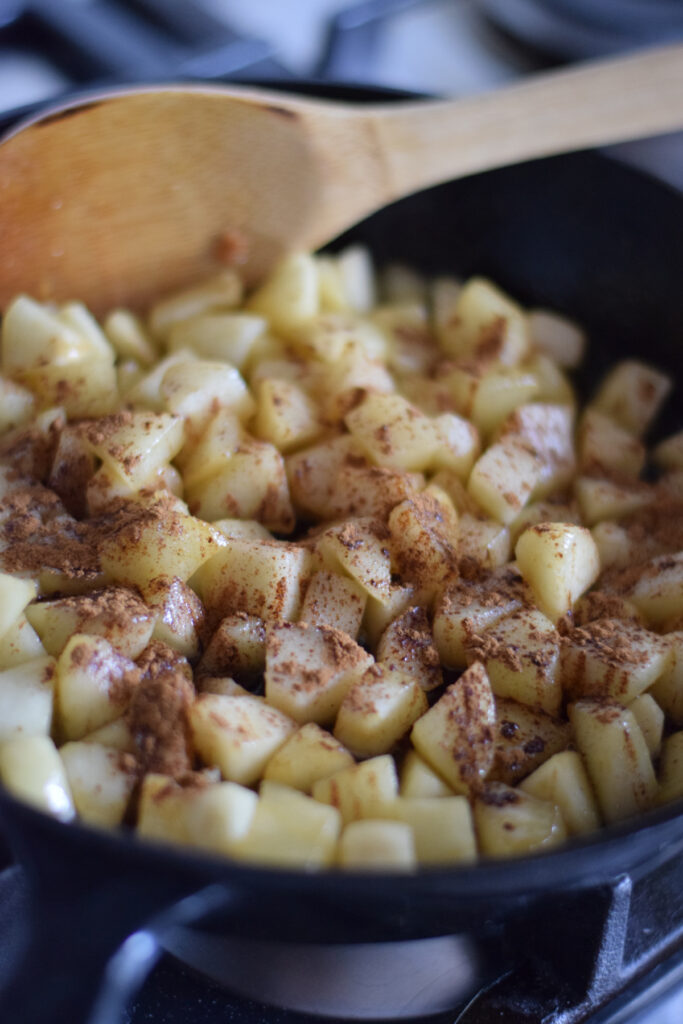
<box><xmin>0</xmin><ymin>82</ymin><xmax>682</xmax><ymax>1024</ymax></box>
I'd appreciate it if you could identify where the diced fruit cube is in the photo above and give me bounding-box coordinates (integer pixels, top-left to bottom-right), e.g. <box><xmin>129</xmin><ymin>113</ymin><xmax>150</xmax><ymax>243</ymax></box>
<box><xmin>26</xmin><ymin>587</ymin><xmax>155</xmax><ymax>659</ymax></box>
<box><xmin>232</xmin><ymin>782</ymin><xmax>341</xmax><ymax>868</ymax></box>
<box><xmin>562</xmin><ymin>620</ymin><xmax>668</xmax><ymax>704</ymax></box>
<box><xmin>0</xmin><ymin>657</ymin><xmax>56</xmax><ymax>741</ymax></box>
<box><xmin>515</xmin><ymin>523</ymin><xmax>600</xmax><ymax>623</ymax></box>
<box><xmin>0</xmin><ymin>735</ymin><xmax>74</xmax><ymax>820</ymax></box>
<box><xmin>338</xmin><ymin>820</ymin><xmax>416</xmax><ymax>870</ymax></box>
<box><xmin>60</xmin><ymin>741</ymin><xmax>137</xmax><ymax>827</ymax></box>
<box><xmin>376</xmin><ymin>606</ymin><xmax>442</xmax><ymax>691</ymax></box>
<box><xmin>519</xmin><ymin>750</ymin><xmax>601</xmax><ymax>836</ymax></box>
<box><xmin>334</xmin><ymin>664</ymin><xmax>428</xmax><ymax>758</ymax></box>
<box><xmin>312</xmin><ymin>754</ymin><xmax>398</xmax><ymax>823</ymax></box>
<box><xmin>56</xmin><ymin>635</ymin><xmax>139</xmax><ymax>741</ymax></box>
<box><xmin>263</xmin><ymin>723</ymin><xmax>354</xmax><ymax>793</ymax></box>
<box><xmin>474</xmin><ymin>783</ymin><xmax>566</xmax><ymax>857</ymax></box>
<box><xmin>400</xmin><ymin>750</ymin><xmax>453</xmax><ymax>798</ymax></box>
<box><xmin>491</xmin><ymin>698</ymin><xmax>570</xmax><ymax>786</ymax></box>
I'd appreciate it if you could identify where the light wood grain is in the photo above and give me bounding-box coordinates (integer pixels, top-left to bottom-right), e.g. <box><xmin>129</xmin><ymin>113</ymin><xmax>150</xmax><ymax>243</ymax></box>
<box><xmin>0</xmin><ymin>44</ymin><xmax>681</xmax><ymax>312</ymax></box>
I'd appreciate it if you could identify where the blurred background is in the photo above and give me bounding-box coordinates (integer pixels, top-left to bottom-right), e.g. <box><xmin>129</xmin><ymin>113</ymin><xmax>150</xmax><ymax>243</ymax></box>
<box><xmin>1</xmin><ymin>0</ymin><xmax>682</xmax><ymax>187</ymax></box>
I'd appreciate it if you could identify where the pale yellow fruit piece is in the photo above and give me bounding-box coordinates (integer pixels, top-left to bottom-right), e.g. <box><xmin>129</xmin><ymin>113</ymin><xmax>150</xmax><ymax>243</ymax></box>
<box><xmin>471</xmin><ymin>607</ymin><xmax>561</xmax><ymax>716</ymax></box>
<box><xmin>562</xmin><ymin>620</ymin><xmax>668</xmax><ymax>704</ymax></box>
<box><xmin>117</xmin><ymin>359</ymin><xmax>145</xmax><ymax>396</ymax></box>
<box><xmin>0</xmin><ymin>735</ymin><xmax>74</xmax><ymax>820</ymax></box>
<box><xmin>210</xmin><ymin>518</ymin><xmax>272</xmax><ymax>541</ymax></box>
<box><xmin>48</xmin><ymin>424</ymin><xmax>98</xmax><ymax>516</ymax></box>
<box><xmin>85</xmin><ymin>463</ymin><xmax>183</xmax><ymax>517</ymax></box>
<box><xmin>654</xmin><ymin>430</ymin><xmax>683</xmax><ymax>471</ymax></box>
<box><xmin>77</xmin><ymin>411</ymin><xmax>184</xmax><ymax>490</ymax></box>
<box><xmin>375</xmin><ymin>796</ymin><xmax>477</xmax><ymax>865</ymax></box>
<box><xmin>431</xmin><ymin>275</ymin><xmax>462</xmax><ymax>339</ymax></box>
<box><xmin>233</xmin><ymin>782</ymin><xmax>341</xmax><ymax>868</ymax></box>
<box><xmin>519</xmin><ymin>750</ymin><xmax>601</xmax><ymax>836</ymax></box>
<box><xmin>317</xmin><ymin>350</ymin><xmax>395</xmax><ymax>426</ymax></box>
<box><xmin>177</xmin><ymin>408</ymin><xmax>242</xmax><ymax>484</ymax></box>
<box><xmin>650</xmin><ymin>633</ymin><xmax>683</xmax><ymax>725</ymax></box>
<box><xmin>438</xmin><ymin>277</ymin><xmax>530</xmax><ymax>366</ymax></box>
<box><xmin>57</xmin><ymin>302</ymin><xmax>113</xmax><ymax>362</ymax></box>
<box><xmin>198</xmin><ymin>677</ymin><xmax>253</xmax><ymax>698</ymax></box>
<box><xmin>0</xmin><ymin>615</ymin><xmax>45</xmax><ymax>669</ymax></box>
<box><xmin>0</xmin><ymin>656</ymin><xmax>55</xmax><ymax>741</ymax></box>
<box><xmin>430</xmin><ymin>413</ymin><xmax>480</xmax><ymax>477</ymax></box>
<box><xmin>579</xmin><ymin>408</ymin><xmax>645</xmax><ymax>478</ymax></box>
<box><xmin>190</xmin><ymin>694</ymin><xmax>296</xmax><ymax>786</ymax></box>
<box><xmin>468</xmin><ymin>438</ymin><xmax>541</xmax><ymax>525</ymax></box>
<box><xmin>433</xmin><ymin>566</ymin><xmax>526</xmax><ymax>670</ymax></box>
<box><xmin>411</xmin><ymin>662</ymin><xmax>495</xmax><ymax>795</ymax></box>
<box><xmin>591</xmin><ymin>521</ymin><xmax>648</xmax><ymax>571</ymax></box>
<box><xmin>56</xmin><ymin>635</ymin><xmax>138</xmax><ymax>741</ymax></box>
<box><xmin>337</xmin><ymin>245</ymin><xmax>376</xmax><ymax>313</ymax></box>
<box><xmin>376</xmin><ymin>606</ymin><xmax>442</xmax><ymax>691</ymax></box>
<box><xmin>569</xmin><ymin>699</ymin><xmax>657</xmax><ymax>823</ymax></box>
<box><xmin>148</xmin><ymin>270</ymin><xmax>243</xmax><ymax>336</ymax></box>
<box><xmin>528</xmin><ymin>308</ymin><xmax>585</xmax><ymax>368</ymax></box>
<box><xmin>575</xmin><ymin>476</ymin><xmax>655</xmax><ymax>526</ymax></box>
<box><xmin>592</xmin><ymin>359</ymin><xmax>672</xmax><ymax>436</ymax></box>
<box><xmin>138</xmin><ymin>773</ymin><xmax>257</xmax><ymax>853</ymax></box>
<box><xmin>254</xmin><ymin>378</ymin><xmax>321</xmax><ymax>453</ymax></box>
<box><xmin>526</xmin><ymin>351</ymin><xmax>576</xmax><ymax>404</ymax></box>
<box><xmin>400</xmin><ymin>750</ymin><xmax>453</xmax><ymax>798</ymax></box>
<box><xmin>167</xmin><ymin>313</ymin><xmax>265</xmax><ymax>367</ymax></box>
<box><xmin>373</xmin><ymin>303</ymin><xmax>433</xmax><ymax>376</ymax></box>
<box><xmin>2</xmin><ymin>294</ymin><xmax>93</xmax><ymax>373</ymax></box>
<box><xmin>82</xmin><ymin>716</ymin><xmax>136</xmax><ymax>752</ymax></box>
<box><xmin>26</xmin><ymin>587</ymin><xmax>155</xmax><ymax>659</ymax></box>
<box><xmin>126</xmin><ymin>350</ymin><xmax>195</xmax><ymax>411</ymax></box>
<box><xmin>294</xmin><ymin>312</ymin><xmax>386</xmax><ymax>364</ymax></box>
<box><xmin>515</xmin><ymin>522</ymin><xmax>600</xmax><ymax>623</ymax></box>
<box><xmin>0</xmin><ymin>574</ymin><xmax>37</xmax><ymax>641</ymax></box>
<box><xmin>491</xmin><ymin>698</ymin><xmax>570</xmax><ymax>786</ymax></box>
<box><xmin>287</xmin><ymin>434</ymin><xmax>421</xmax><ymax>522</ymax></box>
<box><xmin>104</xmin><ymin>309</ymin><xmax>157</xmax><ymax>365</ymax></box>
<box><xmin>504</xmin><ymin>403</ymin><xmax>576</xmax><ymax>498</ymax></box>
<box><xmin>475</xmin><ymin>783</ymin><xmax>566</xmax><ymax>857</ymax></box>
<box><xmin>443</xmin><ymin>364</ymin><xmax>539</xmax><ymax>436</ymax></box>
<box><xmin>142</xmin><ymin>576</ymin><xmax>205</xmax><ymax>659</ymax></box>
<box><xmin>199</xmin><ymin>614</ymin><xmax>265</xmax><ymax>682</ymax></box>
<box><xmin>197</xmin><ymin>539</ymin><xmax>310</xmax><ymax>624</ymax></box>
<box><xmin>187</xmin><ymin>439</ymin><xmax>294</xmax><ymax>534</ymax></box>
<box><xmin>265</xmin><ymin>622</ymin><xmax>372</xmax><ymax>726</ymax></box>
<box><xmin>100</xmin><ymin>503</ymin><xmax>224</xmax><ymax>588</ymax></box>
<box><xmin>334</xmin><ymin>664</ymin><xmax>428</xmax><ymax>759</ymax></box>
<box><xmin>363</xmin><ymin>582</ymin><xmax>417</xmax><ymax>649</ymax></box>
<box><xmin>248</xmin><ymin>252</ymin><xmax>319</xmax><ymax>336</ymax></box>
<box><xmin>630</xmin><ymin>693</ymin><xmax>665</xmax><ymax>758</ymax></box>
<box><xmin>263</xmin><ymin>722</ymin><xmax>354</xmax><ymax>793</ymax></box>
<box><xmin>0</xmin><ymin>376</ymin><xmax>35</xmax><ymax>433</ymax></box>
<box><xmin>657</xmin><ymin>732</ymin><xmax>683</xmax><ymax>805</ymax></box>
<box><xmin>625</xmin><ymin>553</ymin><xmax>683</xmax><ymax>626</ymax></box>
<box><xmin>312</xmin><ymin>754</ymin><xmax>398</xmax><ymax>824</ymax></box>
<box><xmin>299</xmin><ymin>571</ymin><xmax>366</xmax><ymax>639</ymax></box>
<box><xmin>318</xmin><ymin>518</ymin><xmax>393</xmax><ymax>605</ymax></box>
<box><xmin>510</xmin><ymin>500</ymin><xmax>582</xmax><ymax>547</ymax></box>
<box><xmin>388</xmin><ymin>491</ymin><xmax>459</xmax><ymax>596</ymax></box>
<box><xmin>161</xmin><ymin>359</ymin><xmax>255</xmax><ymax>436</ymax></box>
<box><xmin>572</xmin><ymin>592</ymin><xmax>642</xmax><ymax>627</ymax></box>
<box><xmin>338</xmin><ymin>820</ymin><xmax>416</xmax><ymax>871</ymax></box>
<box><xmin>457</xmin><ymin>514</ymin><xmax>511</xmax><ymax>570</ymax></box>
<box><xmin>345</xmin><ymin>393</ymin><xmax>438</xmax><ymax>472</ymax></box>
<box><xmin>20</xmin><ymin>356</ymin><xmax>119</xmax><ymax>418</ymax></box>
<box><xmin>60</xmin><ymin>741</ymin><xmax>136</xmax><ymax>827</ymax></box>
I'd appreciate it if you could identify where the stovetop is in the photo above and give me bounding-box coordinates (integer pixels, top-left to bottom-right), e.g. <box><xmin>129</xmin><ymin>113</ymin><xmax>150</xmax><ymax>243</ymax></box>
<box><xmin>1</xmin><ymin>2</ymin><xmax>683</xmax><ymax>1022</ymax></box>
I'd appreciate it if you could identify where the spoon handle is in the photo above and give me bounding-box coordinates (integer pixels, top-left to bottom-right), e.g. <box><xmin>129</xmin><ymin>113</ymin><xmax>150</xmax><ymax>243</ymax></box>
<box><xmin>365</xmin><ymin>44</ymin><xmax>683</xmax><ymax>200</ymax></box>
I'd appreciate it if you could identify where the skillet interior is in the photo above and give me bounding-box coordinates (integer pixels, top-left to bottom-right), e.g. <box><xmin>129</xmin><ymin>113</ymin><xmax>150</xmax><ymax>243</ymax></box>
<box><xmin>0</xmin><ymin>137</ymin><xmax>682</xmax><ymax>939</ymax></box>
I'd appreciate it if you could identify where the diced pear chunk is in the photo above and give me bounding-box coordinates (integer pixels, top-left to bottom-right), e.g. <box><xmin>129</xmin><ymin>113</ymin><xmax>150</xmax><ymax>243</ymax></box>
<box><xmin>515</xmin><ymin>522</ymin><xmax>600</xmax><ymax>623</ymax></box>
<box><xmin>457</xmin><ymin>514</ymin><xmax>510</xmax><ymax>570</ymax></box>
<box><xmin>519</xmin><ymin>750</ymin><xmax>601</xmax><ymax>835</ymax></box>
<box><xmin>0</xmin><ymin>656</ymin><xmax>55</xmax><ymax>741</ymax></box>
<box><xmin>265</xmin><ymin>622</ymin><xmax>372</xmax><ymax>725</ymax></box>
<box><xmin>334</xmin><ymin>664</ymin><xmax>428</xmax><ymax>759</ymax></box>
<box><xmin>528</xmin><ymin>308</ymin><xmax>585</xmax><ymax>368</ymax></box>
<box><xmin>411</xmin><ymin>662</ymin><xmax>496</xmax><ymax>795</ymax></box>
<box><xmin>345</xmin><ymin>393</ymin><xmax>438</xmax><ymax>471</ymax></box>
<box><xmin>138</xmin><ymin>773</ymin><xmax>257</xmax><ymax>853</ymax></box>
<box><xmin>56</xmin><ymin>635</ymin><xmax>139</xmax><ymax>741</ymax></box>
<box><xmin>263</xmin><ymin>722</ymin><xmax>354</xmax><ymax>793</ymax></box>
<box><xmin>651</xmin><ymin>632</ymin><xmax>683</xmax><ymax>724</ymax></box>
<box><xmin>338</xmin><ymin>820</ymin><xmax>416</xmax><ymax>870</ymax></box>
<box><xmin>0</xmin><ymin>574</ymin><xmax>37</xmax><ymax>642</ymax></box>
<box><xmin>142</xmin><ymin>576</ymin><xmax>205</xmax><ymax>659</ymax></box>
<box><xmin>299</xmin><ymin>571</ymin><xmax>366</xmax><ymax>639</ymax></box>
<box><xmin>76</xmin><ymin>411</ymin><xmax>184</xmax><ymax>489</ymax></box>
<box><xmin>575</xmin><ymin>476</ymin><xmax>654</xmax><ymax>526</ymax></box>
<box><xmin>630</xmin><ymin>693</ymin><xmax>665</xmax><ymax>758</ymax></box>
<box><xmin>433</xmin><ymin>566</ymin><xmax>526</xmax><ymax>669</ymax></box>
<box><xmin>492</xmin><ymin>698</ymin><xmax>570</xmax><ymax>786</ymax></box>
<box><xmin>468</xmin><ymin>607</ymin><xmax>561</xmax><ymax>716</ymax></box>
<box><xmin>625</xmin><ymin>553</ymin><xmax>683</xmax><ymax>626</ymax></box>
<box><xmin>312</xmin><ymin>754</ymin><xmax>398</xmax><ymax>823</ymax></box>
<box><xmin>474</xmin><ymin>783</ymin><xmax>566</xmax><ymax>857</ymax></box>
<box><xmin>376</xmin><ymin>796</ymin><xmax>477</xmax><ymax>865</ymax></box>
<box><xmin>468</xmin><ymin>438</ymin><xmax>540</xmax><ymax>524</ymax></box>
<box><xmin>232</xmin><ymin>783</ymin><xmax>341</xmax><ymax>868</ymax></box>
<box><xmin>189</xmin><ymin>694</ymin><xmax>296</xmax><ymax>786</ymax></box>
<box><xmin>254</xmin><ymin>377</ymin><xmax>321</xmax><ymax>453</ymax></box>
<box><xmin>569</xmin><ymin>699</ymin><xmax>657</xmax><ymax>823</ymax></box>
<box><xmin>400</xmin><ymin>750</ymin><xmax>453</xmax><ymax>798</ymax></box>
<box><xmin>0</xmin><ymin>615</ymin><xmax>46</xmax><ymax>669</ymax></box>
<box><xmin>198</xmin><ymin>614</ymin><xmax>266</xmax><ymax>682</ymax></box>
<box><xmin>438</xmin><ymin>277</ymin><xmax>530</xmax><ymax>366</ymax></box>
<box><xmin>376</xmin><ymin>606</ymin><xmax>442</xmax><ymax>691</ymax></box>
<box><xmin>388</xmin><ymin>491</ymin><xmax>459</xmax><ymax>596</ymax></box>
<box><xmin>561</xmin><ymin>620</ymin><xmax>668</xmax><ymax>704</ymax></box>
<box><xmin>248</xmin><ymin>252</ymin><xmax>319</xmax><ymax>336</ymax></box>
<box><xmin>26</xmin><ymin>587</ymin><xmax>155</xmax><ymax>659</ymax></box>
<box><xmin>658</xmin><ymin>732</ymin><xmax>683</xmax><ymax>805</ymax></box>
<box><xmin>579</xmin><ymin>408</ymin><xmax>645</xmax><ymax>478</ymax></box>
<box><xmin>317</xmin><ymin>518</ymin><xmax>393</xmax><ymax>605</ymax></box>
<box><xmin>592</xmin><ymin>359</ymin><xmax>671</xmax><ymax>436</ymax></box>
<box><xmin>161</xmin><ymin>359</ymin><xmax>254</xmax><ymax>434</ymax></box>
<box><xmin>148</xmin><ymin>270</ymin><xmax>243</xmax><ymax>336</ymax></box>
<box><xmin>196</xmin><ymin>538</ymin><xmax>309</xmax><ymax>623</ymax></box>
<box><xmin>167</xmin><ymin>312</ymin><xmax>265</xmax><ymax>367</ymax></box>
<box><xmin>0</xmin><ymin>735</ymin><xmax>74</xmax><ymax>820</ymax></box>
<box><xmin>60</xmin><ymin>741</ymin><xmax>137</xmax><ymax>827</ymax></box>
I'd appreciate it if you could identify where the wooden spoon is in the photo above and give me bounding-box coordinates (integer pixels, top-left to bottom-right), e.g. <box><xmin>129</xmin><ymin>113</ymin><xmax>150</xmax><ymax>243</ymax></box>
<box><xmin>1</xmin><ymin>44</ymin><xmax>682</xmax><ymax>313</ymax></box>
